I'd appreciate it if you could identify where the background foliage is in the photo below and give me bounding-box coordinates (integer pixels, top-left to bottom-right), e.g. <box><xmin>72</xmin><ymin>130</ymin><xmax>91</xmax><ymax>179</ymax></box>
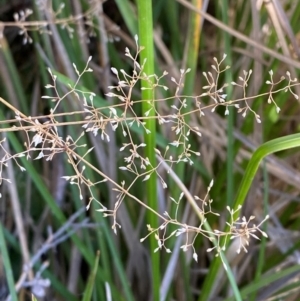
<box><xmin>0</xmin><ymin>0</ymin><xmax>300</xmax><ymax>300</ymax></box>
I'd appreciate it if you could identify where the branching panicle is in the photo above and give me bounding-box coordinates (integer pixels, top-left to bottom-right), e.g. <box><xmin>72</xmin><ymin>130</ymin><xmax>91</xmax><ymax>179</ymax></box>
<box><xmin>1</xmin><ymin>41</ymin><xmax>296</xmax><ymax>271</ymax></box>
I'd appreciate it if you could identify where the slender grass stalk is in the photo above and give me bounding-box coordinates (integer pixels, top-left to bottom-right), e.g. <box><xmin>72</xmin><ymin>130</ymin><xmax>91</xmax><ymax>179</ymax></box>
<box><xmin>164</xmin><ymin>0</ymin><xmax>181</xmax><ymax>60</ymax></box>
<box><xmin>183</xmin><ymin>0</ymin><xmax>202</xmax><ymax>95</ymax></box>
<box><xmin>219</xmin><ymin>253</ymin><xmax>242</xmax><ymax>301</ymax></box>
<box><xmin>220</xmin><ymin>0</ymin><xmax>235</xmax><ymax>208</ymax></box>
<box><xmin>136</xmin><ymin>1</ymin><xmax>160</xmax><ymax>300</ymax></box>
<box><xmin>101</xmin><ymin>219</ymin><xmax>135</xmax><ymax>301</ymax></box>
<box><xmin>82</xmin><ymin>251</ymin><xmax>100</xmax><ymax>301</ymax></box>
<box><xmin>0</xmin><ymin>222</ymin><xmax>18</xmax><ymax>301</ymax></box>
<box><xmin>175</xmin><ymin>2</ymin><xmax>202</xmax><ymax>299</ymax></box>
<box><xmin>0</xmin><ymin>39</ymin><xmax>28</xmax><ymax>114</ymax></box>
<box><xmin>200</xmin><ymin>133</ymin><xmax>300</xmax><ymax>300</ymax></box>
<box><xmin>250</xmin><ymin>161</ymin><xmax>268</xmax><ymax>301</ymax></box>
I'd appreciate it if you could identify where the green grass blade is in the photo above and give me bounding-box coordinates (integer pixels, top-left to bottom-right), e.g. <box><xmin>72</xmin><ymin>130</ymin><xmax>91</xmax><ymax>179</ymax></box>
<box><xmin>115</xmin><ymin>0</ymin><xmax>138</xmax><ymax>36</ymax></box>
<box><xmin>220</xmin><ymin>0</ymin><xmax>235</xmax><ymax>209</ymax></box>
<box><xmin>0</xmin><ymin>222</ymin><xmax>18</xmax><ymax>301</ymax></box>
<box><xmin>137</xmin><ymin>1</ymin><xmax>160</xmax><ymax>300</ymax></box>
<box><xmin>223</xmin><ymin>264</ymin><xmax>300</xmax><ymax>301</ymax></box>
<box><xmin>0</xmin><ymin>39</ymin><xmax>28</xmax><ymax>114</ymax></box>
<box><xmin>82</xmin><ymin>251</ymin><xmax>100</xmax><ymax>301</ymax></box>
<box><xmin>101</xmin><ymin>222</ymin><xmax>135</xmax><ymax>301</ymax></box>
<box><xmin>200</xmin><ymin>133</ymin><xmax>300</xmax><ymax>300</ymax></box>
<box><xmin>250</xmin><ymin>160</ymin><xmax>269</xmax><ymax>301</ymax></box>
<box><xmin>174</xmin><ymin>2</ymin><xmax>202</xmax><ymax>299</ymax></box>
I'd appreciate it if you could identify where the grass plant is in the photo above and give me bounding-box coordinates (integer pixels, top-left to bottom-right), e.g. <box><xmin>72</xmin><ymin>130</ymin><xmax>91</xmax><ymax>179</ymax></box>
<box><xmin>0</xmin><ymin>1</ymin><xmax>300</xmax><ymax>300</ymax></box>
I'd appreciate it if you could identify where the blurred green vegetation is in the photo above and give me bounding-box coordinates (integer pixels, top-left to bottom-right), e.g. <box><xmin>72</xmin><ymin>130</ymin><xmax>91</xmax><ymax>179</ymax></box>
<box><xmin>0</xmin><ymin>0</ymin><xmax>300</xmax><ymax>300</ymax></box>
